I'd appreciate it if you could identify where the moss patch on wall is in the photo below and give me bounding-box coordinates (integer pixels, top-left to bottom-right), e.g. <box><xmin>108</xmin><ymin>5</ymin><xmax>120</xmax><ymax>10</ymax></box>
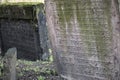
<box><xmin>0</xmin><ymin>3</ymin><xmax>44</xmax><ymax>19</ymax></box>
<box><xmin>53</xmin><ymin>0</ymin><xmax>73</xmax><ymax>24</ymax></box>
<box><xmin>0</xmin><ymin>2</ymin><xmax>42</xmax><ymax>6</ymax></box>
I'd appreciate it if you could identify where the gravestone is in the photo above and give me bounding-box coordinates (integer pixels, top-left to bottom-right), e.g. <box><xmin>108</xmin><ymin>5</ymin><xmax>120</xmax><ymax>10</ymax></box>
<box><xmin>3</xmin><ymin>47</ymin><xmax>17</xmax><ymax>80</ymax></box>
<box><xmin>0</xmin><ymin>3</ymin><xmax>44</xmax><ymax>60</ymax></box>
<box><xmin>45</xmin><ymin>0</ymin><xmax>120</xmax><ymax>80</ymax></box>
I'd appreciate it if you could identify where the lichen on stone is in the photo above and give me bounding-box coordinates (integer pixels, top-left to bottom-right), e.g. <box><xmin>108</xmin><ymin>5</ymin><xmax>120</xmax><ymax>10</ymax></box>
<box><xmin>53</xmin><ymin>0</ymin><xmax>112</xmax><ymax>61</ymax></box>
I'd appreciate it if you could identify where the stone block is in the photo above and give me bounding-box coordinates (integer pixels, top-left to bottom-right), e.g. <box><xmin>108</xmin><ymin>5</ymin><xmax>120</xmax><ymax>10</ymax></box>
<box><xmin>45</xmin><ymin>0</ymin><xmax>120</xmax><ymax>80</ymax></box>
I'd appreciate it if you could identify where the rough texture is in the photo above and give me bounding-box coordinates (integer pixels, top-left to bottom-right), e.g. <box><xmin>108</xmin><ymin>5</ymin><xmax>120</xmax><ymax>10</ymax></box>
<box><xmin>111</xmin><ymin>0</ymin><xmax>120</xmax><ymax>79</ymax></box>
<box><xmin>0</xmin><ymin>5</ymin><xmax>33</xmax><ymax>19</ymax></box>
<box><xmin>0</xmin><ymin>3</ymin><xmax>44</xmax><ymax>19</ymax></box>
<box><xmin>1</xmin><ymin>20</ymin><xmax>41</xmax><ymax>60</ymax></box>
<box><xmin>3</xmin><ymin>47</ymin><xmax>17</xmax><ymax>80</ymax></box>
<box><xmin>38</xmin><ymin>11</ymin><xmax>50</xmax><ymax>60</ymax></box>
<box><xmin>0</xmin><ymin>3</ymin><xmax>45</xmax><ymax>60</ymax></box>
<box><xmin>45</xmin><ymin>0</ymin><xmax>120</xmax><ymax>80</ymax></box>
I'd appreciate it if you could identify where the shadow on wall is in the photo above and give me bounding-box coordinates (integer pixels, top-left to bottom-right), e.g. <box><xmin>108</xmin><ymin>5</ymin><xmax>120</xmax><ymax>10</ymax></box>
<box><xmin>0</xmin><ymin>2</ymin><xmax>50</xmax><ymax>61</ymax></box>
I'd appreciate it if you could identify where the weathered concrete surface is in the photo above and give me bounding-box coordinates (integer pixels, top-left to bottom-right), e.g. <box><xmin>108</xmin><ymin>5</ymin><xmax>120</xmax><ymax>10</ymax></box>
<box><xmin>0</xmin><ymin>3</ymin><xmax>44</xmax><ymax>60</ymax></box>
<box><xmin>45</xmin><ymin>0</ymin><xmax>120</xmax><ymax>80</ymax></box>
<box><xmin>3</xmin><ymin>47</ymin><xmax>17</xmax><ymax>80</ymax></box>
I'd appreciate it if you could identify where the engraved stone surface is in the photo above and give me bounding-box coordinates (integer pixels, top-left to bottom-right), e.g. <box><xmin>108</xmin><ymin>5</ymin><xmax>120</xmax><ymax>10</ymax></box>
<box><xmin>45</xmin><ymin>0</ymin><xmax>119</xmax><ymax>80</ymax></box>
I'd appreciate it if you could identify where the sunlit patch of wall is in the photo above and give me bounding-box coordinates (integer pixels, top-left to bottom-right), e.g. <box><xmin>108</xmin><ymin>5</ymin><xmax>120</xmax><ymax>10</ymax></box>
<box><xmin>0</xmin><ymin>0</ymin><xmax>44</xmax><ymax>3</ymax></box>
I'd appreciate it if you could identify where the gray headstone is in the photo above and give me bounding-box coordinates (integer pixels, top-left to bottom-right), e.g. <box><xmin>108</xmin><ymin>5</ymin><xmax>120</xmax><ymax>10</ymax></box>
<box><xmin>45</xmin><ymin>0</ymin><xmax>120</xmax><ymax>80</ymax></box>
<box><xmin>3</xmin><ymin>47</ymin><xmax>17</xmax><ymax>80</ymax></box>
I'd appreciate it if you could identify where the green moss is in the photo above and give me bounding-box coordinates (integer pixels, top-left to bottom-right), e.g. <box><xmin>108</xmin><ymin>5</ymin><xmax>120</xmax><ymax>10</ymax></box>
<box><xmin>0</xmin><ymin>3</ymin><xmax>44</xmax><ymax>19</ymax></box>
<box><xmin>53</xmin><ymin>0</ymin><xmax>76</xmax><ymax>38</ymax></box>
<box><xmin>95</xmin><ymin>1</ymin><xmax>111</xmax><ymax>61</ymax></box>
<box><xmin>54</xmin><ymin>0</ymin><xmax>73</xmax><ymax>25</ymax></box>
<box><xmin>77</xmin><ymin>1</ymin><xmax>112</xmax><ymax>77</ymax></box>
<box><xmin>54</xmin><ymin>0</ymin><xmax>112</xmax><ymax>64</ymax></box>
<box><xmin>75</xmin><ymin>0</ymin><xmax>92</xmax><ymax>54</ymax></box>
<box><xmin>0</xmin><ymin>2</ymin><xmax>43</xmax><ymax>6</ymax></box>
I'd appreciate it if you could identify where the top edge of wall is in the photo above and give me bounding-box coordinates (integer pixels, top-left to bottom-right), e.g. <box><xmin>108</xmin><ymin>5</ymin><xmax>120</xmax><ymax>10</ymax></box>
<box><xmin>0</xmin><ymin>0</ymin><xmax>44</xmax><ymax>4</ymax></box>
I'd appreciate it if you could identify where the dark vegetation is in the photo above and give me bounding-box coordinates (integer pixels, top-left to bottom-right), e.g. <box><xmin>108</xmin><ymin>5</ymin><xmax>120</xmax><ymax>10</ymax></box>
<box><xmin>0</xmin><ymin>56</ymin><xmax>60</xmax><ymax>80</ymax></box>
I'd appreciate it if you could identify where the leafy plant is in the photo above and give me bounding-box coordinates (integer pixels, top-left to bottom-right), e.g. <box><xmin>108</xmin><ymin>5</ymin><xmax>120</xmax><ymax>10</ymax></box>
<box><xmin>38</xmin><ymin>76</ymin><xmax>45</xmax><ymax>80</ymax></box>
<box><xmin>48</xmin><ymin>48</ymin><xmax>54</xmax><ymax>62</ymax></box>
<box><xmin>0</xmin><ymin>57</ymin><xmax>3</xmax><ymax>77</ymax></box>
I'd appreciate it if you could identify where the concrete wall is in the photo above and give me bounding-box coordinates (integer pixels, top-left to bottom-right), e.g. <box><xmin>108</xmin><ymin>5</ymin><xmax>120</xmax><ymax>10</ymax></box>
<box><xmin>0</xmin><ymin>3</ymin><xmax>45</xmax><ymax>60</ymax></box>
<box><xmin>45</xmin><ymin>0</ymin><xmax>120</xmax><ymax>80</ymax></box>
